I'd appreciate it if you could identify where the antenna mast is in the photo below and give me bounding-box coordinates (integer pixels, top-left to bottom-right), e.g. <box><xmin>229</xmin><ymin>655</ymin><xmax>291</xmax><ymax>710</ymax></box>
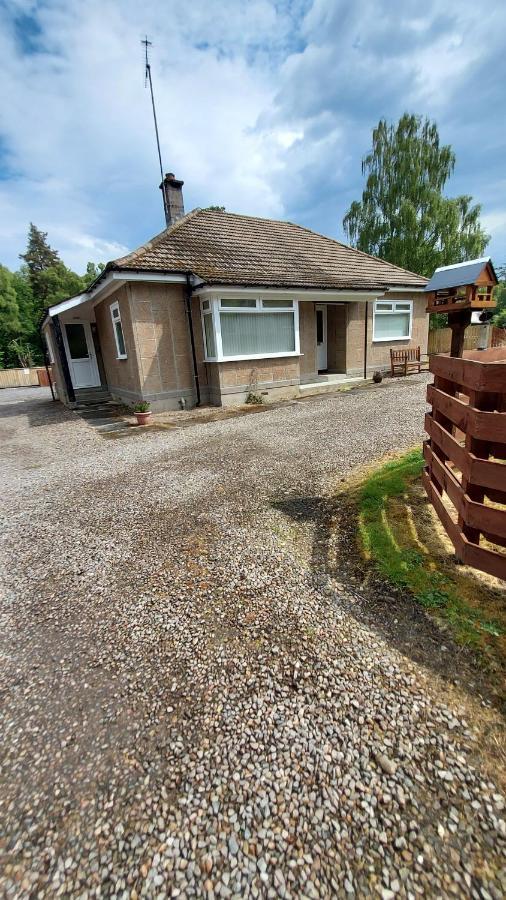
<box><xmin>142</xmin><ymin>36</ymin><xmax>169</xmax><ymax>224</ymax></box>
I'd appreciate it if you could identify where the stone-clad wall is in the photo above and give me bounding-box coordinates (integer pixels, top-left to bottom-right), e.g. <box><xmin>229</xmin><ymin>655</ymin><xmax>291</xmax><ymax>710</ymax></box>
<box><xmin>214</xmin><ymin>357</ymin><xmax>300</xmax><ymax>406</ymax></box>
<box><xmin>94</xmin><ymin>285</ymin><xmax>142</xmax><ymax>397</ymax></box>
<box><xmin>95</xmin><ymin>283</ymin><xmax>203</xmax><ymax>410</ymax></box>
<box><xmin>346</xmin><ymin>294</ymin><xmax>428</xmax><ymax>376</ymax></box>
<box><xmin>327</xmin><ymin>305</ymin><xmax>347</xmax><ymax>372</ymax></box>
<box><xmin>91</xmin><ymin>288</ymin><xmax>427</xmax><ymax>411</ymax></box>
<box><xmin>299</xmin><ymin>302</ymin><xmax>317</xmax><ymax>381</ymax></box>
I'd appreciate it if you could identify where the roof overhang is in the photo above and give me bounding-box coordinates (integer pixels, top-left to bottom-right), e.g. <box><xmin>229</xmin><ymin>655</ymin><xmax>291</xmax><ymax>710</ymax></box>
<box><xmin>40</xmin><ymin>268</ymin><xmax>426</xmax><ymax>330</ymax></box>
<box><xmin>194</xmin><ymin>284</ymin><xmax>425</xmax><ymax>302</ymax></box>
<box><xmin>44</xmin><ymin>269</ymin><xmax>188</xmax><ymax>325</ymax></box>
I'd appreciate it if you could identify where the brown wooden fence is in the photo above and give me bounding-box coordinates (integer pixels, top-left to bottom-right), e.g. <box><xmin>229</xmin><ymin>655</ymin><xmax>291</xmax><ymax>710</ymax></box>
<box><xmin>427</xmin><ymin>324</ymin><xmax>485</xmax><ymax>355</ymax></box>
<box><xmin>492</xmin><ymin>326</ymin><xmax>506</xmax><ymax>348</ymax></box>
<box><xmin>423</xmin><ymin>348</ymin><xmax>506</xmax><ymax>580</ymax></box>
<box><xmin>0</xmin><ymin>367</ymin><xmax>48</xmax><ymax>389</ymax></box>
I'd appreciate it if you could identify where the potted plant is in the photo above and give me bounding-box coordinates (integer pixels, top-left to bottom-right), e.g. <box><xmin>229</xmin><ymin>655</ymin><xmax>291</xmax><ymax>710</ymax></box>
<box><xmin>133</xmin><ymin>400</ymin><xmax>152</xmax><ymax>425</ymax></box>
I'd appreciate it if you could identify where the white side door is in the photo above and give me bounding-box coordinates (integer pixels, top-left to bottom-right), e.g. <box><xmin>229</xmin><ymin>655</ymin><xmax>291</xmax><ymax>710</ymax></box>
<box><xmin>316</xmin><ymin>305</ymin><xmax>327</xmax><ymax>371</ymax></box>
<box><xmin>62</xmin><ymin>321</ymin><xmax>101</xmax><ymax>389</ymax></box>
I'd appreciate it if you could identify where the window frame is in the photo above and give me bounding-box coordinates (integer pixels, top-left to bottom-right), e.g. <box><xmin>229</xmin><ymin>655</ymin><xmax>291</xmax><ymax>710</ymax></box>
<box><xmin>110</xmin><ymin>300</ymin><xmax>127</xmax><ymax>359</ymax></box>
<box><xmin>200</xmin><ymin>297</ymin><xmax>300</xmax><ymax>362</ymax></box>
<box><xmin>372</xmin><ymin>299</ymin><xmax>413</xmax><ymax>342</ymax></box>
<box><xmin>201</xmin><ymin>301</ymin><xmax>218</xmax><ymax>361</ymax></box>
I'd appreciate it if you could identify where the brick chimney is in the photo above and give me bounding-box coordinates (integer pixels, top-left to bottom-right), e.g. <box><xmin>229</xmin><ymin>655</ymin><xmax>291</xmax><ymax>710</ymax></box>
<box><xmin>160</xmin><ymin>173</ymin><xmax>184</xmax><ymax>227</ymax></box>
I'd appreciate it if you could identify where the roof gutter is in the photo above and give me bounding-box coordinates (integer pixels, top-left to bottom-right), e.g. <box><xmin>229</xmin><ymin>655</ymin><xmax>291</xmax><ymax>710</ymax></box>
<box><xmin>193</xmin><ymin>284</ymin><xmax>426</xmax><ymax>301</ymax></box>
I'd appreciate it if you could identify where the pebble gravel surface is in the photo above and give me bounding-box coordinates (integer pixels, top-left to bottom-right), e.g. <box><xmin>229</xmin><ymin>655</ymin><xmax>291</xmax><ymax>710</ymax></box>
<box><xmin>1</xmin><ymin>379</ymin><xmax>504</xmax><ymax>899</ymax></box>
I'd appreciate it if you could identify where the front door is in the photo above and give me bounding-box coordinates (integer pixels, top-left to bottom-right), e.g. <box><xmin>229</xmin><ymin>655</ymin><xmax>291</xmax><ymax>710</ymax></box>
<box><xmin>63</xmin><ymin>321</ymin><xmax>101</xmax><ymax>389</ymax></box>
<box><xmin>316</xmin><ymin>305</ymin><xmax>327</xmax><ymax>371</ymax></box>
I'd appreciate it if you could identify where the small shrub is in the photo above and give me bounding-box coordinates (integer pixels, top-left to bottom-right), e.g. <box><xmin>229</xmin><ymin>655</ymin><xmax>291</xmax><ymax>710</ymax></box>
<box><xmin>245</xmin><ymin>392</ymin><xmax>264</xmax><ymax>405</ymax></box>
<box><xmin>133</xmin><ymin>401</ymin><xmax>151</xmax><ymax>413</ymax></box>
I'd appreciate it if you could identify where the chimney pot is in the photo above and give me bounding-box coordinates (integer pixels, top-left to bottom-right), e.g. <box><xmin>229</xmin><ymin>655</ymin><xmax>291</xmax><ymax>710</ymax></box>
<box><xmin>160</xmin><ymin>172</ymin><xmax>184</xmax><ymax>227</ymax></box>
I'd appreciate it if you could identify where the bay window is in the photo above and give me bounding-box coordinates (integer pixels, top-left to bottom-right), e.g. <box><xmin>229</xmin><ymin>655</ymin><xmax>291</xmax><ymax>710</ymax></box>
<box><xmin>373</xmin><ymin>300</ymin><xmax>412</xmax><ymax>341</ymax></box>
<box><xmin>201</xmin><ymin>297</ymin><xmax>299</xmax><ymax>361</ymax></box>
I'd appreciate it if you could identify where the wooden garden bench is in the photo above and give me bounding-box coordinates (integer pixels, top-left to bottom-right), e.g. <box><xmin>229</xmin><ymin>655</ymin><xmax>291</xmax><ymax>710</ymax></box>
<box><xmin>390</xmin><ymin>346</ymin><xmax>421</xmax><ymax>376</ymax></box>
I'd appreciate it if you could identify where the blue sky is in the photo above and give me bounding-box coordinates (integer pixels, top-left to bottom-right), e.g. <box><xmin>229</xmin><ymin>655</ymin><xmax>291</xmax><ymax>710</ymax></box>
<box><xmin>0</xmin><ymin>0</ymin><xmax>504</xmax><ymax>273</ymax></box>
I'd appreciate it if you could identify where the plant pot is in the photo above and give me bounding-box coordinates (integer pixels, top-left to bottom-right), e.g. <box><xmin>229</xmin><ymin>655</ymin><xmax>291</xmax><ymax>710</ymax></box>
<box><xmin>372</xmin><ymin>371</ymin><xmax>383</xmax><ymax>384</ymax></box>
<box><xmin>135</xmin><ymin>411</ymin><xmax>152</xmax><ymax>426</ymax></box>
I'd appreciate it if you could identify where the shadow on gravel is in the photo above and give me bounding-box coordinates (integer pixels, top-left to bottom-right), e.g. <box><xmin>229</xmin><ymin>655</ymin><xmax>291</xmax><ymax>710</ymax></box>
<box><xmin>0</xmin><ymin>391</ymin><xmax>69</xmax><ymax>429</ymax></box>
<box><xmin>272</xmin><ymin>493</ymin><xmax>506</xmax><ymax>718</ymax></box>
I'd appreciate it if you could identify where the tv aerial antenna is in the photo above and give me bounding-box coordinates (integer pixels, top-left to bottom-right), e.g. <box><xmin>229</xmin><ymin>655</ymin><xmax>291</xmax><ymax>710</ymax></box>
<box><xmin>142</xmin><ymin>36</ymin><xmax>169</xmax><ymax>223</ymax></box>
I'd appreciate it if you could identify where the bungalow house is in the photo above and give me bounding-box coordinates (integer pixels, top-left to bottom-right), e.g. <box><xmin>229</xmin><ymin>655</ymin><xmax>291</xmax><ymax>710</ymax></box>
<box><xmin>42</xmin><ymin>174</ymin><xmax>428</xmax><ymax>410</ymax></box>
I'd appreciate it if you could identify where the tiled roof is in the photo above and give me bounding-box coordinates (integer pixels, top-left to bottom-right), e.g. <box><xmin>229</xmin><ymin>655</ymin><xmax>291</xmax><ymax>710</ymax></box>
<box><xmin>111</xmin><ymin>209</ymin><xmax>426</xmax><ymax>290</ymax></box>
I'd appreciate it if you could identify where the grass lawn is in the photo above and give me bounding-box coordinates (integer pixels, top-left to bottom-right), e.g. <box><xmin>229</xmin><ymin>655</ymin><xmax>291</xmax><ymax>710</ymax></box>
<box><xmin>356</xmin><ymin>448</ymin><xmax>506</xmax><ymax>680</ymax></box>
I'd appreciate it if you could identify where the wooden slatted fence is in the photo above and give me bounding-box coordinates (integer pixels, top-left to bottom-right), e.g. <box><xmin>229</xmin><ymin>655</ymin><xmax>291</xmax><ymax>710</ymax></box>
<box><xmin>0</xmin><ymin>368</ymin><xmax>43</xmax><ymax>389</ymax></box>
<box><xmin>423</xmin><ymin>348</ymin><xmax>506</xmax><ymax>580</ymax></box>
<box><xmin>492</xmin><ymin>326</ymin><xmax>506</xmax><ymax>348</ymax></box>
<box><xmin>427</xmin><ymin>324</ymin><xmax>485</xmax><ymax>355</ymax></box>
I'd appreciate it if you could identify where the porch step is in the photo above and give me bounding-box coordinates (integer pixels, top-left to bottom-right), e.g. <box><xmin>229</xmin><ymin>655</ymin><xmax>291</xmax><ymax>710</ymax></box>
<box><xmin>315</xmin><ymin>372</ymin><xmax>346</xmax><ymax>382</ymax></box>
<box><xmin>76</xmin><ymin>403</ymin><xmax>127</xmax><ymax>421</ymax></box>
<box><xmin>74</xmin><ymin>388</ymin><xmax>112</xmax><ymax>403</ymax></box>
<box><xmin>299</xmin><ymin>375</ymin><xmax>365</xmax><ymax>396</ymax></box>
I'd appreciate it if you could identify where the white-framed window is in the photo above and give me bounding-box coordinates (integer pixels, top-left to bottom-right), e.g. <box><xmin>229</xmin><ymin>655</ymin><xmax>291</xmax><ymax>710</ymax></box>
<box><xmin>373</xmin><ymin>300</ymin><xmax>413</xmax><ymax>342</ymax></box>
<box><xmin>200</xmin><ymin>297</ymin><xmax>299</xmax><ymax>362</ymax></box>
<box><xmin>110</xmin><ymin>301</ymin><xmax>127</xmax><ymax>359</ymax></box>
<box><xmin>201</xmin><ymin>299</ymin><xmax>217</xmax><ymax>360</ymax></box>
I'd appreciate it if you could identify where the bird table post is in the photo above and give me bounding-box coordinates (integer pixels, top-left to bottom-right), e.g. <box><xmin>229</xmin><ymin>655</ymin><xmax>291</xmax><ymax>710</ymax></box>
<box><xmin>448</xmin><ymin>308</ymin><xmax>472</xmax><ymax>357</ymax></box>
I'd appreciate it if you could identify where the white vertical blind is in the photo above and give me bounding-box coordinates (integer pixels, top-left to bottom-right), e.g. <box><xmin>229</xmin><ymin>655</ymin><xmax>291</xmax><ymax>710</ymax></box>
<box><xmin>220</xmin><ymin>312</ymin><xmax>295</xmax><ymax>356</ymax></box>
<box><xmin>374</xmin><ymin>312</ymin><xmax>410</xmax><ymax>339</ymax></box>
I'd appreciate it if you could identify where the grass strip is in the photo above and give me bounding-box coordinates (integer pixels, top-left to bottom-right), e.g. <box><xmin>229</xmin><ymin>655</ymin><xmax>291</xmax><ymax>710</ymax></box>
<box><xmin>357</xmin><ymin>448</ymin><xmax>503</xmax><ymax>648</ymax></box>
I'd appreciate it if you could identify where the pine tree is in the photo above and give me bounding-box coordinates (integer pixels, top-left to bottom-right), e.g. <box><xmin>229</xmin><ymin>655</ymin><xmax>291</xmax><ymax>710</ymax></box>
<box><xmin>19</xmin><ymin>223</ymin><xmax>61</xmax><ymax>305</ymax></box>
<box><xmin>343</xmin><ymin>114</ymin><xmax>489</xmax><ymax>277</ymax></box>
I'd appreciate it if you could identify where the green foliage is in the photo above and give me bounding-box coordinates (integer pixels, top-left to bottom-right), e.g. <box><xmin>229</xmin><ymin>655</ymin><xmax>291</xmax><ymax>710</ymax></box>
<box><xmin>357</xmin><ymin>450</ymin><xmax>503</xmax><ymax>648</ymax></box>
<box><xmin>202</xmin><ymin>205</ymin><xmax>226</xmax><ymax>212</ymax></box>
<box><xmin>245</xmin><ymin>391</ymin><xmax>264</xmax><ymax>405</ymax></box>
<box><xmin>133</xmin><ymin>401</ymin><xmax>151</xmax><ymax>413</ymax></box>
<box><xmin>343</xmin><ymin>114</ymin><xmax>489</xmax><ymax>278</ymax></box>
<box><xmin>0</xmin><ymin>225</ymin><xmax>105</xmax><ymax>368</ymax></box>
<box><xmin>429</xmin><ymin>312</ymin><xmax>448</xmax><ymax>331</ymax></box>
<box><xmin>33</xmin><ymin>264</ymin><xmax>83</xmax><ymax>319</ymax></box>
<box><xmin>0</xmin><ymin>265</ymin><xmax>21</xmax><ymax>341</ymax></box>
<box><xmin>7</xmin><ymin>339</ymin><xmax>35</xmax><ymax>368</ymax></box>
<box><xmin>82</xmin><ymin>261</ymin><xmax>106</xmax><ymax>288</ymax></box>
<box><xmin>493</xmin><ymin>268</ymin><xmax>506</xmax><ymax>327</ymax></box>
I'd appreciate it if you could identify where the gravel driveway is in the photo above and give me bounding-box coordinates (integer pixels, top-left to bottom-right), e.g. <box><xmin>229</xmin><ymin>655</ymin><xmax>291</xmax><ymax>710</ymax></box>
<box><xmin>1</xmin><ymin>378</ymin><xmax>504</xmax><ymax>899</ymax></box>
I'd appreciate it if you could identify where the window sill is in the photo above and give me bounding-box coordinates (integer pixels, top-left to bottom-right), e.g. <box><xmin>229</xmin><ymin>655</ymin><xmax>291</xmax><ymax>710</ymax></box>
<box><xmin>372</xmin><ymin>336</ymin><xmax>411</xmax><ymax>343</ymax></box>
<box><xmin>204</xmin><ymin>352</ymin><xmax>301</xmax><ymax>363</ymax></box>
<box><xmin>116</xmin><ymin>355</ymin><xmax>128</xmax><ymax>360</ymax></box>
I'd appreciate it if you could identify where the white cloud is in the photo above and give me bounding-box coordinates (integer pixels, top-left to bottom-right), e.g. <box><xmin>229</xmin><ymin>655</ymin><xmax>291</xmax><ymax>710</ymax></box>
<box><xmin>0</xmin><ymin>0</ymin><xmax>504</xmax><ymax>272</ymax></box>
<box><xmin>0</xmin><ymin>0</ymin><xmax>293</xmax><ymax>269</ymax></box>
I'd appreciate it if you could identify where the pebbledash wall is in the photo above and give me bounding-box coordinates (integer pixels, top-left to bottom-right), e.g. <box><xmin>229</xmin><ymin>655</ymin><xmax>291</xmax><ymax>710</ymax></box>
<box><xmin>56</xmin><ymin>285</ymin><xmax>427</xmax><ymax>411</ymax></box>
